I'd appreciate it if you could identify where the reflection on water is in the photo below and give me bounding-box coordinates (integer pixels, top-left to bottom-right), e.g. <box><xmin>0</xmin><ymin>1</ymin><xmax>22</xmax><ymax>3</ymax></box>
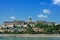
<box><xmin>0</xmin><ymin>36</ymin><xmax>60</xmax><ymax>40</ymax></box>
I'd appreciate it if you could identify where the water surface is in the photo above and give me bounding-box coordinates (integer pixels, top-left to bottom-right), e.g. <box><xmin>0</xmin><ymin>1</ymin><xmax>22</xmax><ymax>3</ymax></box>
<box><xmin>0</xmin><ymin>36</ymin><xmax>60</xmax><ymax>40</ymax></box>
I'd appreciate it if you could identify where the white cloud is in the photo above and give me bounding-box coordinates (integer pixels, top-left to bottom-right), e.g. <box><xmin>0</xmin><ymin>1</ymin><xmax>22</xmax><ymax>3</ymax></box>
<box><xmin>43</xmin><ymin>9</ymin><xmax>50</xmax><ymax>14</ymax></box>
<box><xmin>37</xmin><ymin>14</ymin><xmax>47</xmax><ymax>18</ymax></box>
<box><xmin>52</xmin><ymin>0</ymin><xmax>60</xmax><ymax>5</ymax></box>
<box><xmin>10</xmin><ymin>16</ymin><xmax>15</xmax><ymax>19</ymax></box>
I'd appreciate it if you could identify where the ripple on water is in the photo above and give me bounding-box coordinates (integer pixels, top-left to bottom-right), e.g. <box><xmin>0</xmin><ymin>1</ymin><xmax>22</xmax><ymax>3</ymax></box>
<box><xmin>0</xmin><ymin>37</ymin><xmax>60</xmax><ymax>40</ymax></box>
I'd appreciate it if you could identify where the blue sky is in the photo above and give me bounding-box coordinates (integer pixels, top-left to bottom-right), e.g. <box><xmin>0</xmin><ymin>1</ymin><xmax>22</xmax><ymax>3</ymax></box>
<box><xmin>0</xmin><ymin>0</ymin><xmax>60</xmax><ymax>24</ymax></box>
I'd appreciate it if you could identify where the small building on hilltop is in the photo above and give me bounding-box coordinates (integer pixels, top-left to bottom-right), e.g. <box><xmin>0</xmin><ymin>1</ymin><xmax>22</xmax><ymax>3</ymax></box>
<box><xmin>36</xmin><ymin>20</ymin><xmax>47</xmax><ymax>25</ymax></box>
<box><xmin>47</xmin><ymin>22</ymin><xmax>55</xmax><ymax>26</ymax></box>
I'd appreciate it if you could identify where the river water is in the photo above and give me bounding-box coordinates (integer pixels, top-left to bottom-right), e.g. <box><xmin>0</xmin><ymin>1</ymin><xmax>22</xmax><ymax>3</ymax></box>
<box><xmin>0</xmin><ymin>36</ymin><xmax>60</xmax><ymax>40</ymax></box>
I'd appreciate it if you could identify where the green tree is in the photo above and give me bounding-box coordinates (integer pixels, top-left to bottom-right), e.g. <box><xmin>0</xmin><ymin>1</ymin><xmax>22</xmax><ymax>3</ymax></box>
<box><xmin>45</xmin><ymin>26</ymin><xmax>54</xmax><ymax>34</ymax></box>
<box><xmin>55</xmin><ymin>24</ymin><xmax>60</xmax><ymax>30</ymax></box>
<box><xmin>26</xmin><ymin>27</ymin><xmax>35</xmax><ymax>34</ymax></box>
<box><xmin>27</xmin><ymin>24</ymin><xmax>31</xmax><ymax>28</ymax></box>
<box><xmin>35</xmin><ymin>24</ymin><xmax>42</xmax><ymax>28</ymax></box>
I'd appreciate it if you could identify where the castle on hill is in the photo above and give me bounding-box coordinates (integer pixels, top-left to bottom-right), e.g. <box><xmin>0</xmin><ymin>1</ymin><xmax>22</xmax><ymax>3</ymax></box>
<box><xmin>0</xmin><ymin>17</ymin><xmax>55</xmax><ymax>33</ymax></box>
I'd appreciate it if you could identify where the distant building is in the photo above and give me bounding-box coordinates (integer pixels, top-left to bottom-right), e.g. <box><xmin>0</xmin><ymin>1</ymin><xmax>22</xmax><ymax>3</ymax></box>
<box><xmin>0</xmin><ymin>17</ymin><xmax>55</xmax><ymax>29</ymax></box>
<box><xmin>0</xmin><ymin>20</ymin><xmax>55</xmax><ymax>28</ymax></box>
<box><xmin>28</xmin><ymin>16</ymin><xmax>32</xmax><ymax>23</ymax></box>
<box><xmin>4</xmin><ymin>21</ymin><xmax>14</xmax><ymax>28</ymax></box>
<box><xmin>36</xmin><ymin>20</ymin><xmax>46</xmax><ymax>25</ymax></box>
<box><xmin>1</xmin><ymin>20</ymin><xmax>25</xmax><ymax>28</ymax></box>
<box><xmin>32</xmin><ymin>28</ymin><xmax>44</xmax><ymax>32</ymax></box>
<box><xmin>47</xmin><ymin>22</ymin><xmax>55</xmax><ymax>26</ymax></box>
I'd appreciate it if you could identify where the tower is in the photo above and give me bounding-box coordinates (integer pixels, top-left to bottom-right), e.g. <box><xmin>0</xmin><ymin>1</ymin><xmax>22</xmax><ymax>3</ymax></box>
<box><xmin>28</xmin><ymin>16</ymin><xmax>32</xmax><ymax>22</ymax></box>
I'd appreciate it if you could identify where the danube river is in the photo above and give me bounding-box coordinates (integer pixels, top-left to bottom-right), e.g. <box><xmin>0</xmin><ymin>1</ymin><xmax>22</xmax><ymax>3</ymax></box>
<box><xmin>0</xmin><ymin>37</ymin><xmax>60</xmax><ymax>40</ymax></box>
<box><xmin>0</xmin><ymin>34</ymin><xmax>60</xmax><ymax>40</ymax></box>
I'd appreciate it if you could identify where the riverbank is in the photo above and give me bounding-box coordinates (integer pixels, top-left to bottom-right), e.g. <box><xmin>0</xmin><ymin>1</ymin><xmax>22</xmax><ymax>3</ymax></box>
<box><xmin>0</xmin><ymin>34</ymin><xmax>60</xmax><ymax>37</ymax></box>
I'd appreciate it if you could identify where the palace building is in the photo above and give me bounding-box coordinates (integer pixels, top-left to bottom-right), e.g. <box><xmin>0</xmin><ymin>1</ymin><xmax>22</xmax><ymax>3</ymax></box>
<box><xmin>0</xmin><ymin>17</ymin><xmax>55</xmax><ymax>29</ymax></box>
